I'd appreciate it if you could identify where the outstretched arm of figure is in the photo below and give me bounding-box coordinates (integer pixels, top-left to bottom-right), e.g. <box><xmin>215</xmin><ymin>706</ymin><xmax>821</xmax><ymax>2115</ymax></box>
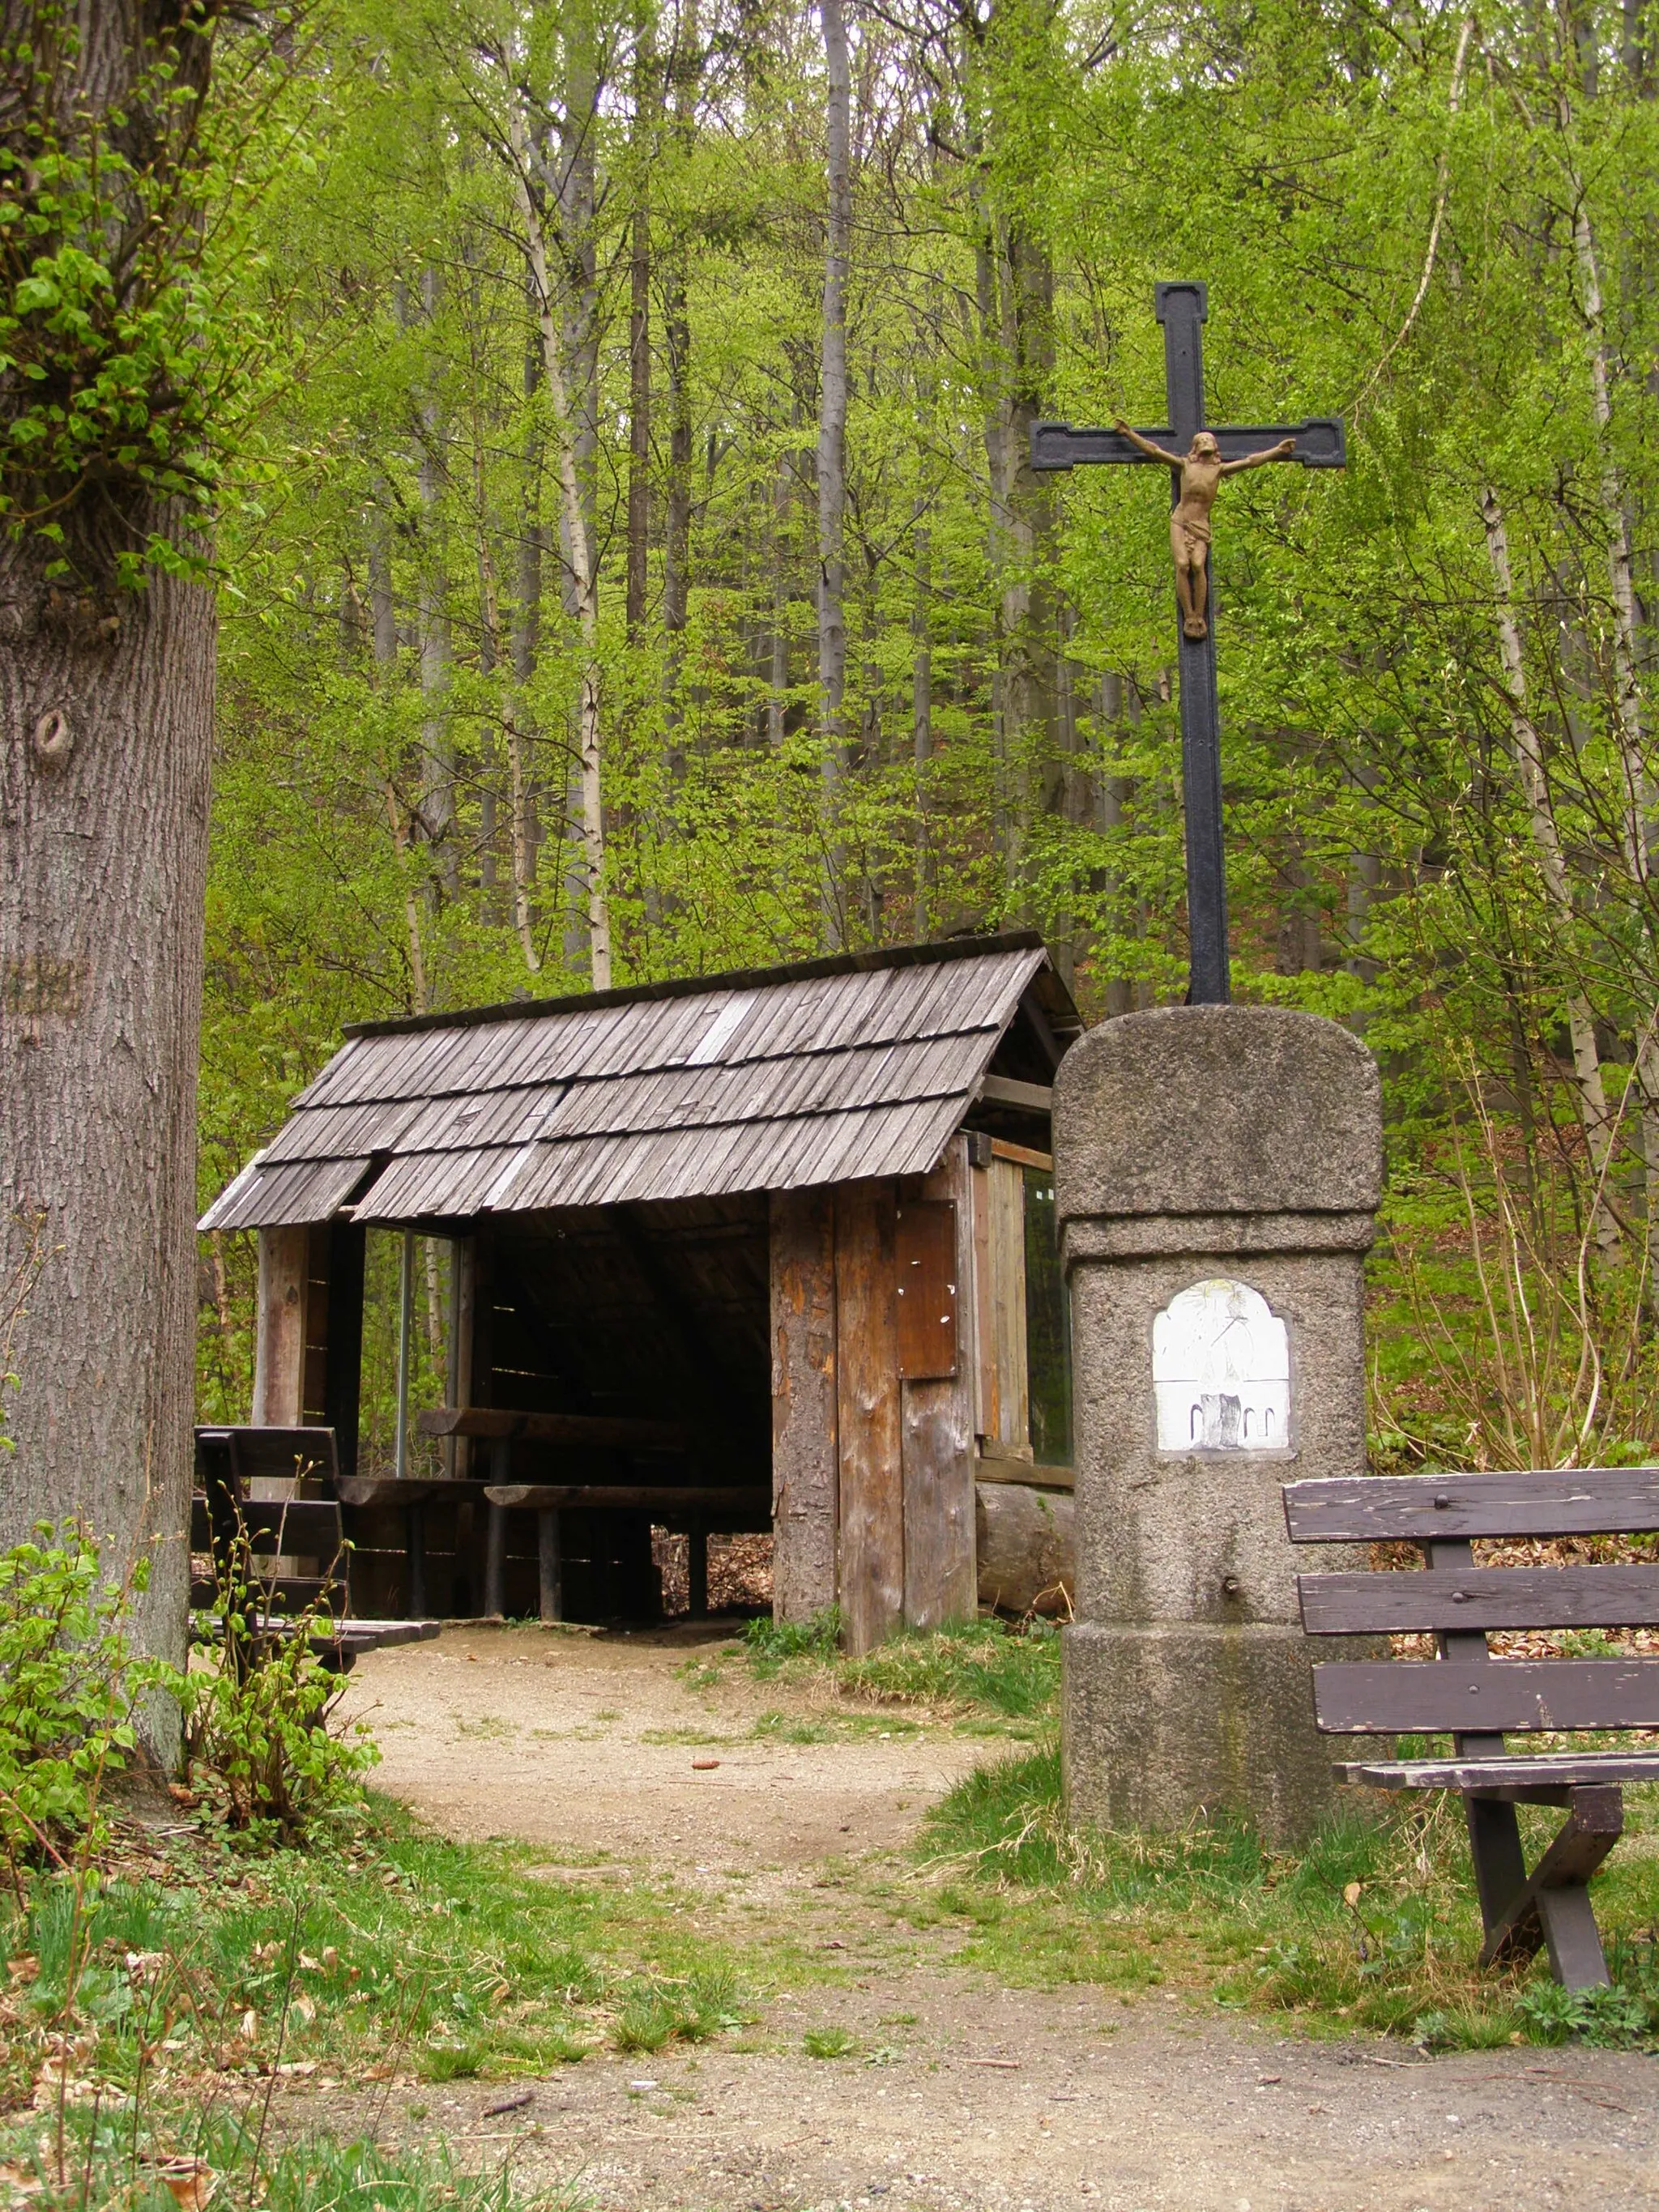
<box><xmin>1219</xmin><ymin>437</ymin><xmax>1297</xmax><ymax>477</ymax></box>
<box><xmin>1112</xmin><ymin>416</ymin><xmax>1186</xmax><ymax>467</ymax></box>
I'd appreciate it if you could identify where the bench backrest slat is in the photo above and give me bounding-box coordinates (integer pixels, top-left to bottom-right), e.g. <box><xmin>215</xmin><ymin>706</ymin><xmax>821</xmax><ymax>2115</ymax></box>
<box><xmin>1298</xmin><ymin>1563</ymin><xmax>1659</xmax><ymax>1634</ymax></box>
<box><xmin>1312</xmin><ymin>1656</ymin><xmax>1659</xmax><ymax>1733</ymax></box>
<box><xmin>1282</xmin><ymin>1468</ymin><xmax>1659</xmax><ymax>1542</ymax></box>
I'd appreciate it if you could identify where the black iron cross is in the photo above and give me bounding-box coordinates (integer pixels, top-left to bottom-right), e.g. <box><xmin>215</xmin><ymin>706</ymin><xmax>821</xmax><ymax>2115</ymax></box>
<box><xmin>1032</xmin><ymin>280</ymin><xmax>1345</xmax><ymax>1004</ymax></box>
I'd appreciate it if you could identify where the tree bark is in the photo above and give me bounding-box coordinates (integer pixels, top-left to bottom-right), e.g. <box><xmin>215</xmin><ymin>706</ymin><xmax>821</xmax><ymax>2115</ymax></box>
<box><xmin>817</xmin><ymin>0</ymin><xmax>851</xmax><ymax>946</ymax></box>
<box><xmin>0</xmin><ymin>552</ymin><xmax>214</xmax><ymax>1698</ymax></box>
<box><xmin>0</xmin><ymin>0</ymin><xmax>224</xmax><ymax>1715</ymax></box>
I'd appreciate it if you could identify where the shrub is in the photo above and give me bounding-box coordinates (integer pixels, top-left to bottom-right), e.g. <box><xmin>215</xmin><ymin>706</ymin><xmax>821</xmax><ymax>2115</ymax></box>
<box><xmin>0</xmin><ymin>1524</ymin><xmax>150</xmax><ymax>1869</ymax></box>
<box><xmin>179</xmin><ymin>1571</ymin><xmax>379</xmax><ymax>1849</ymax></box>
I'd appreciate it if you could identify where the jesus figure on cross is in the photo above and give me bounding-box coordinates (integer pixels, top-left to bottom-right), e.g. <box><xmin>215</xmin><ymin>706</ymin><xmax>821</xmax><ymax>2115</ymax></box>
<box><xmin>1112</xmin><ymin>418</ymin><xmax>1297</xmax><ymax>639</ymax></box>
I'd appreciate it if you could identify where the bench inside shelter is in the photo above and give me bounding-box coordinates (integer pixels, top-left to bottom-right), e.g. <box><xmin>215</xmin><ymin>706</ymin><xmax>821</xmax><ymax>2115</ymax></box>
<box><xmin>192</xmin><ymin>1425</ymin><xmax>440</xmax><ymax>1673</ymax></box>
<box><xmin>1286</xmin><ymin>1465</ymin><xmax>1659</xmax><ymax>1988</ymax></box>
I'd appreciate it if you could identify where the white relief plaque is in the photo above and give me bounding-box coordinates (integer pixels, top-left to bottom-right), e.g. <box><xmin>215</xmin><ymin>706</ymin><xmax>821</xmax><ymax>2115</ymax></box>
<box><xmin>1153</xmin><ymin>1279</ymin><xmax>1290</xmax><ymax>1452</ymax></box>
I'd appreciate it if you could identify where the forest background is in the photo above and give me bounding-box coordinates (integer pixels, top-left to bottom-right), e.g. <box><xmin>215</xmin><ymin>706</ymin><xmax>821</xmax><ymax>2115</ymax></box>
<box><xmin>192</xmin><ymin>0</ymin><xmax>1659</xmax><ymax>1480</ymax></box>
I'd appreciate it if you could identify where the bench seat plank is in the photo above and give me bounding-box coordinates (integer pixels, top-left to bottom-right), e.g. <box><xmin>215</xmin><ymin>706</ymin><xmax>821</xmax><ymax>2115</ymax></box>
<box><xmin>336</xmin><ymin>1475</ymin><xmax>485</xmax><ymax>1508</ymax></box>
<box><xmin>1334</xmin><ymin>1751</ymin><xmax>1659</xmax><ymax>1791</ymax></box>
<box><xmin>1284</xmin><ymin>1468</ymin><xmax>1659</xmax><ymax>1542</ymax></box>
<box><xmin>1299</xmin><ymin>1563</ymin><xmax>1659</xmax><ymax>1634</ymax></box>
<box><xmin>1312</xmin><ymin>1656</ymin><xmax>1659</xmax><ymax>1733</ymax></box>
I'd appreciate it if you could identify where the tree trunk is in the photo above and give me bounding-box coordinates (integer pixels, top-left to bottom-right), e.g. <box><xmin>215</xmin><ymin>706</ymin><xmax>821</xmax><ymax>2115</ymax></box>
<box><xmin>626</xmin><ymin>19</ymin><xmax>655</xmax><ymax>643</ymax></box>
<box><xmin>510</xmin><ymin>107</ymin><xmax>612</xmax><ymax>989</ymax></box>
<box><xmin>817</xmin><ymin>0</ymin><xmax>851</xmax><ymax>948</ymax></box>
<box><xmin>0</xmin><ymin>553</ymin><xmax>214</xmax><ymax>1700</ymax></box>
<box><xmin>1559</xmin><ymin>153</ymin><xmax>1659</xmax><ymax>1227</ymax></box>
<box><xmin>510</xmin><ymin>322</ymin><xmax>544</xmax><ymax>972</ymax></box>
<box><xmin>1482</xmin><ymin>484</ymin><xmax>1620</xmax><ymax>1247</ymax></box>
<box><xmin>416</xmin><ymin>267</ymin><xmax>454</xmax><ymax>896</ymax></box>
<box><xmin>912</xmin><ymin>515</ymin><xmax>932</xmax><ymax>936</ymax></box>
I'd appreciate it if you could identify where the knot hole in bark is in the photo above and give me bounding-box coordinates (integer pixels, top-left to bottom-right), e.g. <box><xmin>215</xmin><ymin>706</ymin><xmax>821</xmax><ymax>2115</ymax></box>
<box><xmin>31</xmin><ymin>708</ymin><xmax>72</xmax><ymax>769</ymax></box>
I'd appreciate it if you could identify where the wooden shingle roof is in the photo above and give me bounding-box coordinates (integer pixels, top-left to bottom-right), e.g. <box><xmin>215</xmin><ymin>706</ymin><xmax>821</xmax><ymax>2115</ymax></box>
<box><xmin>200</xmin><ymin>933</ymin><xmax>1078</xmax><ymax>1232</ymax></box>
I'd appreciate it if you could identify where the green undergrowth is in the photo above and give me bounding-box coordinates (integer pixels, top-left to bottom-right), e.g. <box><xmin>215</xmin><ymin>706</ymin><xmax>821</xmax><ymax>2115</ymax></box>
<box><xmin>0</xmin><ymin>1792</ymin><xmax>762</xmax><ymax>2199</ymax></box>
<box><xmin>916</xmin><ymin>1741</ymin><xmax>1659</xmax><ymax>2050</ymax></box>
<box><xmin>719</xmin><ymin>1613</ymin><xmax>1062</xmax><ymax>1724</ymax></box>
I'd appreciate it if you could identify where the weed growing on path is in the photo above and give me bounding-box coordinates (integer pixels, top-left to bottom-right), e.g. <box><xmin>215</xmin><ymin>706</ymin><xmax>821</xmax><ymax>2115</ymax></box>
<box><xmin>919</xmin><ymin>1741</ymin><xmax>1659</xmax><ymax>2050</ymax></box>
<box><xmin>723</xmin><ymin>1615</ymin><xmax>1061</xmax><ymax>1723</ymax></box>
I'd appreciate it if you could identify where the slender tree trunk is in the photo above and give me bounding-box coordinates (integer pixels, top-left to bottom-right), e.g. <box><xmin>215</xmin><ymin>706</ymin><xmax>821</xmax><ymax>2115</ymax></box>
<box><xmin>416</xmin><ymin>267</ymin><xmax>454</xmax><ymax>897</ymax></box>
<box><xmin>509</xmin><ymin>324</ymin><xmax>544</xmax><ymax>972</ymax></box>
<box><xmin>913</xmin><ymin>514</ymin><xmax>932</xmax><ymax>936</ymax></box>
<box><xmin>626</xmin><ymin>16</ymin><xmax>655</xmax><ymax>642</ymax></box>
<box><xmin>510</xmin><ymin>109</ymin><xmax>612</xmax><ymax>988</ymax></box>
<box><xmin>370</xmin><ymin>519</ymin><xmax>429</xmax><ymax>1012</ymax></box>
<box><xmin>817</xmin><ymin>0</ymin><xmax>851</xmax><ymax>946</ymax></box>
<box><xmin>1482</xmin><ymin>484</ymin><xmax>1620</xmax><ymax>1247</ymax></box>
<box><xmin>661</xmin><ymin>2</ymin><xmax>696</xmax><ymax>748</ymax></box>
<box><xmin>768</xmin><ymin>442</ymin><xmax>792</xmax><ymax>747</ymax></box>
<box><xmin>1000</xmin><ymin>215</ymin><xmax>1059</xmax><ymax>901</ymax></box>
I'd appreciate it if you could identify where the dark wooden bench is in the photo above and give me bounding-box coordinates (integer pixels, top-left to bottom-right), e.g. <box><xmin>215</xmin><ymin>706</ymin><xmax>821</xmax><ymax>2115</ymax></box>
<box><xmin>193</xmin><ymin>1426</ymin><xmax>441</xmax><ymax>1673</ymax></box>
<box><xmin>1285</xmin><ymin>1465</ymin><xmax>1659</xmax><ymax>1989</ymax></box>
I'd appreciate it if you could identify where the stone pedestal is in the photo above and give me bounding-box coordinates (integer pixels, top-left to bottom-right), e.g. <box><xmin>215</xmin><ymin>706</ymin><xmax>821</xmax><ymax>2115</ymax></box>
<box><xmin>1053</xmin><ymin>1005</ymin><xmax>1382</xmax><ymax>1846</ymax></box>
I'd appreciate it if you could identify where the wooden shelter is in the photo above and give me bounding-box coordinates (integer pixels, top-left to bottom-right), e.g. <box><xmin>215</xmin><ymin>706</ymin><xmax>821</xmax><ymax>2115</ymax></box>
<box><xmin>199</xmin><ymin>931</ymin><xmax>1081</xmax><ymax>1652</ymax></box>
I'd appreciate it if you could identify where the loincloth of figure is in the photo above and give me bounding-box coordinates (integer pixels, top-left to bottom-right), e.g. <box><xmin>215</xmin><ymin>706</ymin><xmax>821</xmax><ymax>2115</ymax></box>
<box><xmin>1170</xmin><ymin>509</ymin><xmax>1212</xmax><ymax>565</ymax></box>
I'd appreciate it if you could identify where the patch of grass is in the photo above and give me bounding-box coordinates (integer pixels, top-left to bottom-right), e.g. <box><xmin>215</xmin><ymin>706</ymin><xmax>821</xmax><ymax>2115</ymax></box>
<box><xmin>0</xmin><ymin>1788</ymin><xmax>761</xmax><ymax>2183</ymax></box>
<box><xmin>731</xmin><ymin>1614</ymin><xmax>1061</xmax><ymax>1721</ymax></box>
<box><xmin>839</xmin><ymin>1620</ymin><xmax>1060</xmax><ymax>1716</ymax></box>
<box><xmin>612</xmin><ymin>1965</ymin><xmax>743</xmax><ymax>2052</ymax></box>
<box><xmin>919</xmin><ymin>1741</ymin><xmax>1659</xmax><ymax>2048</ymax></box>
<box><xmin>803</xmin><ymin>2025</ymin><xmax>855</xmax><ymax>2058</ymax></box>
<box><xmin>741</xmin><ymin>1610</ymin><xmax>843</xmax><ymax>1673</ymax></box>
<box><xmin>6</xmin><ymin>2114</ymin><xmax>581</xmax><ymax>2212</ymax></box>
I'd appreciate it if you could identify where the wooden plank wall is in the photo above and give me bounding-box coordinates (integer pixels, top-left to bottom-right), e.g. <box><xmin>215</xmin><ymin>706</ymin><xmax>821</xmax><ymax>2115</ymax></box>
<box><xmin>902</xmin><ymin>1136</ymin><xmax>978</xmax><ymax>1630</ymax></box>
<box><xmin>253</xmin><ymin>1225</ymin><xmax>309</xmax><ymax>1425</ymax></box>
<box><xmin>984</xmin><ymin>1156</ymin><xmax>1031</xmax><ymax>1458</ymax></box>
<box><xmin>834</xmin><ymin>1179</ymin><xmax>905</xmax><ymax>1654</ymax></box>
<box><xmin>770</xmin><ymin>1189</ymin><xmax>839</xmax><ymax>1622</ymax></box>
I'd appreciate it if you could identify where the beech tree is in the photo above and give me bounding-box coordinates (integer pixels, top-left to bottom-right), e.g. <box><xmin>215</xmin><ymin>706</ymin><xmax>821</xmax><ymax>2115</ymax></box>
<box><xmin>0</xmin><ymin>0</ymin><xmax>261</xmax><ymax>1692</ymax></box>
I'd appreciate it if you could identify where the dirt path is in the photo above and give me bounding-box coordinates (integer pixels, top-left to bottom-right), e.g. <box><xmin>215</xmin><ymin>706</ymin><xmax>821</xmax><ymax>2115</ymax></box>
<box><xmin>339</xmin><ymin>1625</ymin><xmax>1659</xmax><ymax>2212</ymax></box>
<box><xmin>343</xmin><ymin>1621</ymin><xmax>987</xmax><ymax>1866</ymax></box>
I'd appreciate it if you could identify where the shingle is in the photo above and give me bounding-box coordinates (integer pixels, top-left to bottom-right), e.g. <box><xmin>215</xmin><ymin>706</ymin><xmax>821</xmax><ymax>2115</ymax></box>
<box><xmin>201</xmin><ymin>940</ymin><xmax>1064</xmax><ymax>1226</ymax></box>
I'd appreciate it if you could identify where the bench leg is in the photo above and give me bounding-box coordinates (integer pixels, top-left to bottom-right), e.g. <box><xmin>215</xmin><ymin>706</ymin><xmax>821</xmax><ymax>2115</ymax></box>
<box><xmin>405</xmin><ymin>1504</ymin><xmax>427</xmax><ymax>1618</ymax></box>
<box><xmin>1475</xmin><ymin>1786</ymin><xmax>1622</xmax><ymax>1987</ymax></box>
<box><xmin>1465</xmin><ymin>1795</ymin><xmax>1528</xmax><ymax>1941</ymax></box>
<box><xmin>538</xmin><ymin>1511</ymin><xmax>562</xmax><ymax>1623</ymax></box>
<box><xmin>688</xmin><ymin>1521</ymin><xmax>708</xmax><ymax>1620</ymax></box>
<box><xmin>485</xmin><ymin>1502</ymin><xmax>509</xmax><ymax>1620</ymax></box>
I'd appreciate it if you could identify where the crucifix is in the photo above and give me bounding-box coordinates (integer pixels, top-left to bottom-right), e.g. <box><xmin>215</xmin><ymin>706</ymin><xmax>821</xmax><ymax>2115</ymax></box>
<box><xmin>1032</xmin><ymin>280</ymin><xmax>1345</xmax><ymax>1004</ymax></box>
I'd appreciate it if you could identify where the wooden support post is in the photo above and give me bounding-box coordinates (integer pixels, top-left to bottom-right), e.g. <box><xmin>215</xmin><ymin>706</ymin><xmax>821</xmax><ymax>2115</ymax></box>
<box><xmin>902</xmin><ymin>1135</ymin><xmax>978</xmax><ymax>1629</ymax></box>
<box><xmin>538</xmin><ymin>1511</ymin><xmax>562</xmax><ymax>1623</ymax></box>
<box><xmin>405</xmin><ymin>1504</ymin><xmax>428</xmax><ymax>1617</ymax></box>
<box><xmin>253</xmin><ymin>1225</ymin><xmax>310</xmax><ymax>1426</ymax></box>
<box><xmin>769</xmin><ymin>1188</ymin><xmax>838</xmax><ymax>1622</ymax></box>
<box><xmin>394</xmin><ymin>1228</ymin><xmax>414</xmax><ymax>1479</ymax></box>
<box><xmin>485</xmin><ymin>1434</ymin><xmax>510</xmax><ymax>1618</ymax></box>
<box><xmin>448</xmin><ymin>1235</ymin><xmax>476</xmax><ymax>1480</ymax></box>
<box><xmin>835</xmin><ymin>1179</ymin><xmax>903</xmax><ymax>1656</ymax></box>
<box><xmin>323</xmin><ymin>1221</ymin><xmax>365</xmax><ymax>1478</ymax></box>
<box><xmin>688</xmin><ymin>1519</ymin><xmax>709</xmax><ymax>1618</ymax></box>
<box><xmin>987</xmin><ymin>1156</ymin><xmax>1030</xmax><ymax>1457</ymax></box>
